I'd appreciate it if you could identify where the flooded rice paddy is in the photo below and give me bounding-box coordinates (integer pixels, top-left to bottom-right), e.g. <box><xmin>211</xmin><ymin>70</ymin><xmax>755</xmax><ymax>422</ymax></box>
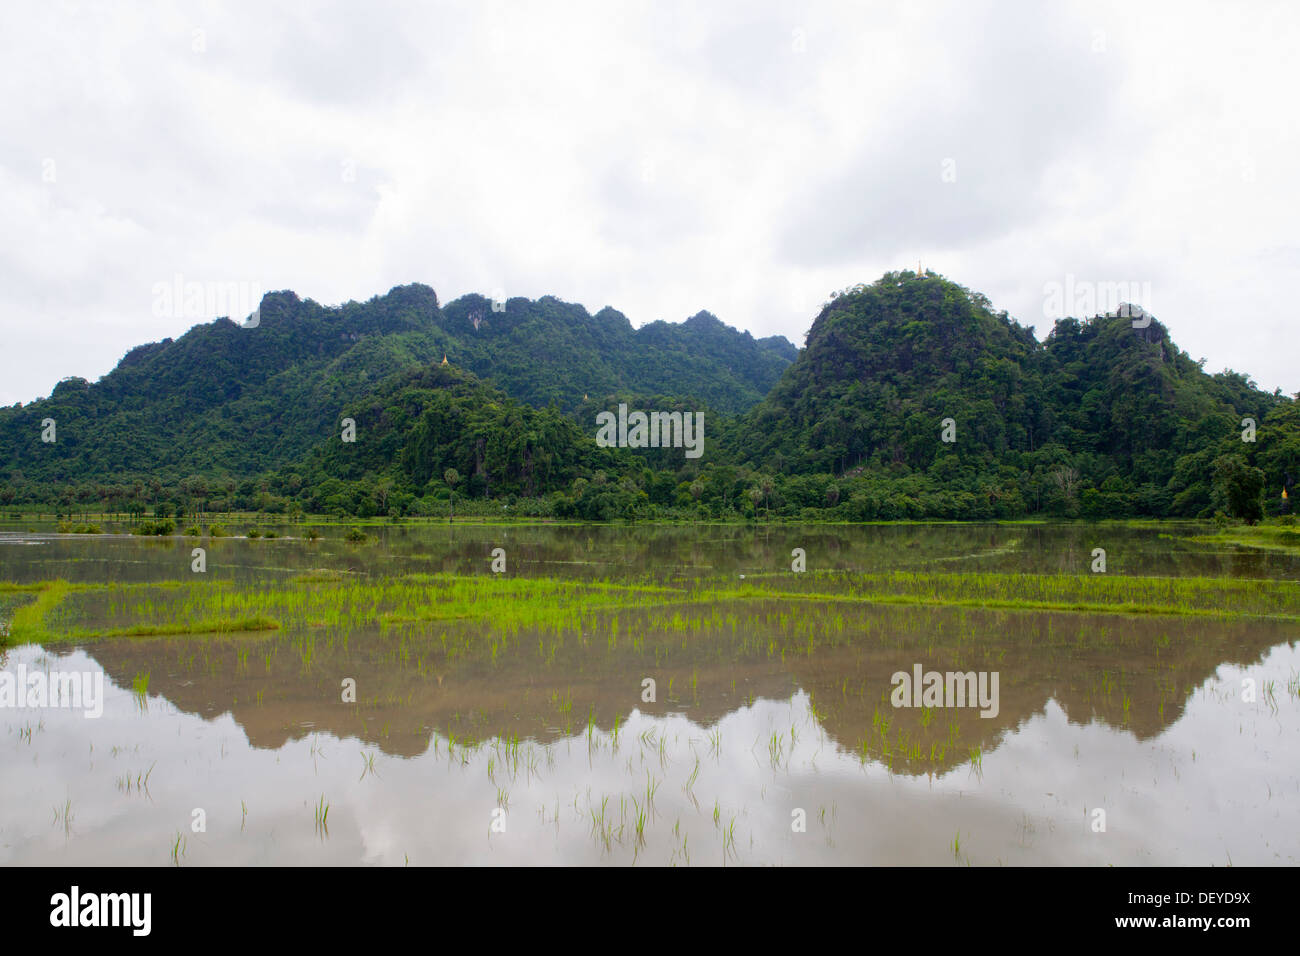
<box><xmin>2</xmin><ymin>521</ymin><xmax>1297</xmax><ymax>865</ymax></box>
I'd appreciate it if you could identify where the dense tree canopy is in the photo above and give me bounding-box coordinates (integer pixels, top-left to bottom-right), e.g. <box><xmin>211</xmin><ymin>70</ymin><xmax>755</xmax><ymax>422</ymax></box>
<box><xmin>1</xmin><ymin>272</ymin><xmax>1294</xmax><ymax>523</ymax></box>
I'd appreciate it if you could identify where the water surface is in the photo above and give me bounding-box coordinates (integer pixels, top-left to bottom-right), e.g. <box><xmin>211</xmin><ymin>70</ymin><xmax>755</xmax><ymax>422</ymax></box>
<box><xmin>1</xmin><ymin>521</ymin><xmax>1296</xmax><ymax>865</ymax></box>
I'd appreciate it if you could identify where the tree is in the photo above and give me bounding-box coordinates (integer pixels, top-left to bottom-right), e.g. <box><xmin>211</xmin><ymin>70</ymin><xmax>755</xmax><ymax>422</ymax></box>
<box><xmin>1049</xmin><ymin>465</ymin><xmax>1081</xmax><ymax>515</ymax></box>
<box><xmin>444</xmin><ymin>468</ymin><xmax>460</xmax><ymax>521</ymax></box>
<box><xmin>375</xmin><ymin>476</ymin><xmax>394</xmax><ymax>514</ymax></box>
<box><xmin>1211</xmin><ymin>454</ymin><xmax>1264</xmax><ymax>523</ymax></box>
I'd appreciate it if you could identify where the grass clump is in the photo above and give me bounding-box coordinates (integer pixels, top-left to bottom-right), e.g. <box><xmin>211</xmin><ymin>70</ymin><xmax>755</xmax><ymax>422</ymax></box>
<box><xmin>4</xmin><ymin>580</ymin><xmax>70</xmax><ymax>645</ymax></box>
<box><xmin>1191</xmin><ymin>521</ymin><xmax>1300</xmax><ymax>555</ymax></box>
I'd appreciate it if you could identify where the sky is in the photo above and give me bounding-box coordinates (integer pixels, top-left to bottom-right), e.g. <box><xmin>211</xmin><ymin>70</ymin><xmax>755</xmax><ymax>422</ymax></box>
<box><xmin>2</xmin><ymin>0</ymin><xmax>1298</xmax><ymax>406</ymax></box>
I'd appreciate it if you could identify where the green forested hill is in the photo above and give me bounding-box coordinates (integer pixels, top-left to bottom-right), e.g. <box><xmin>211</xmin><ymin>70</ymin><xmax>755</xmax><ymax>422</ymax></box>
<box><xmin>0</xmin><ymin>284</ymin><xmax>793</xmax><ymax>495</ymax></box>
<box><xmin>301</xmin><ymin>363</ymin><xmax>624</xmax><ymax>505</ymax></box>
<box><xmin>440</xmin><ymin>296</ymin><xmax>794</xmax><ymax>413</ymax></box>
<box><xmin>736</xmin><ymin>271</ymin><xmax>1043</xmax><ymax>475</ymax></box>
<box><xmin>1</xmin><ymin>270</ymin><xmax>1295</xmax><ymax>523</ymax></box>
<box><xmin>728</xmin><ymin>271</ymin><xmax>1294</xmax><ymax>520</ymax></box>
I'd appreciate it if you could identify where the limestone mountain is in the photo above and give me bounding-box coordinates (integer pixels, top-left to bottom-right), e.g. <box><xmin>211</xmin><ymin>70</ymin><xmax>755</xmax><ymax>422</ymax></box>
<box><xmin>729</xmin><ymin>270</ymin><xmax>1292</xmax><ymax>518</ymax></box>
<box><xmin>0</xmin><ymin>284</ymin><xmax>794</xmax><ymax>490</ymax></box>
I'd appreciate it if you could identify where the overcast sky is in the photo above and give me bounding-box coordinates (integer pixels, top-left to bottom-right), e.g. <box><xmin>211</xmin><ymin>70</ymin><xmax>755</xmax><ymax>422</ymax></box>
<box><xmin>2</xmin><ymin>0</ymin><xmax>1297</xmax><ymax>406</ymax></box>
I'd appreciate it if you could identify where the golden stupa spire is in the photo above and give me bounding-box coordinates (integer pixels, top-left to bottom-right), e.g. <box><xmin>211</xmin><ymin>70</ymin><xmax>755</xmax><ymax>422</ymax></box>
<box><xmin>441</xmin><ymin>354</ymin><xmax>448</xmax><ymax>366</ymax></box>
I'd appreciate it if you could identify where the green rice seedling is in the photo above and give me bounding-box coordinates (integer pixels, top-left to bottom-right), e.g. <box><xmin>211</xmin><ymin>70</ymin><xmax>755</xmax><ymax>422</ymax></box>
<box><xmin>170</xmin><ymin>832</ymin><xmax>186</xmax><ymax>865</ymax></box>
<box><xmin>645</xmin><ymin>772</ymin><xmax>661</xmax><ymax>814</ymax></box>
<box><xmin>722</xmin><ymin>816</ymin><xmax>738</xmax><ymax>862</ymax></box>
<box><xmin>683</xmin><ymin>756</ymin><xmax>700</xmax><ymax>794</ymax></box>
<box><xmin>53</xmin><ymin>798</ymin><xmax>74</xmax><ymax>836</ymax></box>
<box><xmin>589</xmin><ymin>796</ymin><xmax>612</xmax><ymax>852</ymax></box>
<box><xmin>131</xmin><ymin>671</ymin><xmax>150</xmax><ymax>709</ymax></box>
<box><xmin>314</xmin><ymin>795</ymin><xmax>330</xmax><ymax>838</ymax></box>
<box><xmin>632</xmin><ymin>797</ymin><xmax>647</xmax><ymax>848</ymax></box>
<box><xmin>360</xmin><ymin>751</ymin><xmax>377</xmax><ymax>781</ymax></box>
<box><xmin>768</xmin><ymin>731</ymin><xmax>783</xmax><ymax>769</ymax></box>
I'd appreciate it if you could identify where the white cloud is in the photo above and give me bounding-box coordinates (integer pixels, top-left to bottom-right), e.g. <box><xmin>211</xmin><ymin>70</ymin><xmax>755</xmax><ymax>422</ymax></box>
<box><xmin>1</xmin><ymin>0</ymin><xmax>1297</xmax><ymax>404</ymax></box>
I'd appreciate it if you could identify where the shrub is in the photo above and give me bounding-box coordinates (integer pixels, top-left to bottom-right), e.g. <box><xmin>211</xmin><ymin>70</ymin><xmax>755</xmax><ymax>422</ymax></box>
<box><xmin>58</xmin><ymin>521</ymin><xmax>102</xmax><ymax>534</ymax></box>
<box><xmin>131</xmin><ymin>519</ymin><xmax>175</xmax><ymax>536</ymax></box>
<box><xmin>345</xmin><ymin>527</ymin><xmax>368</xmax><ymax>543</ymax></box>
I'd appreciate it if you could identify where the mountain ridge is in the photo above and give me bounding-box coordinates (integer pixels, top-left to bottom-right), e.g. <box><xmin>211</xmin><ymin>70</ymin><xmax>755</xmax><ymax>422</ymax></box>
<box><xmin>1</xmin><ymin>271</ymin><xmax>1295</xmax><ymax>523</ymax></box>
